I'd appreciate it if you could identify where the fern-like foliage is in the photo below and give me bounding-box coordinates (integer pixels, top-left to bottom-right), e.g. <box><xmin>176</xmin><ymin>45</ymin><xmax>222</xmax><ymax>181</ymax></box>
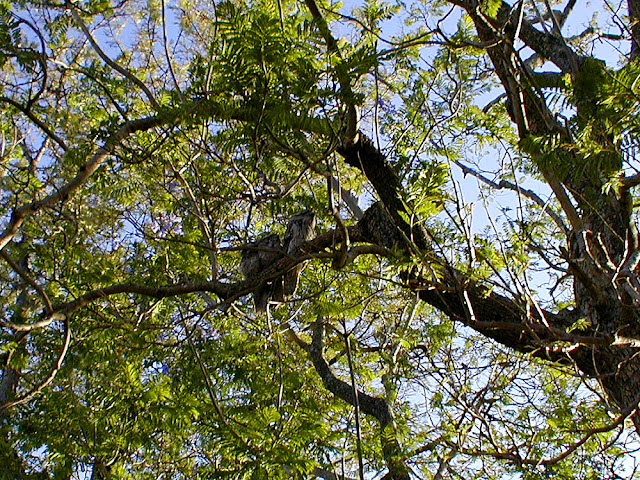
<box><xmin>598</xmin><ymin>59</ymin><xmax>640</xmax><ymax>166</ymax></box>
<box><xmin>530</xmin><ymin>59</ymin><xmax>640</xmax><ymax>178</ymax></box>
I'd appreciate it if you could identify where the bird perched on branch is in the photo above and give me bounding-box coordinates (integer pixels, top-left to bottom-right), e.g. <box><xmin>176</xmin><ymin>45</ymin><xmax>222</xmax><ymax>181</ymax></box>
<box><xmin>240</xmin><ymin>233</ymin><xmax>284</xmax><ymax>312</ymax></box>
<box><xmin>240</xmin><ymin>210</ymin><xmax>316</xmax><ymax>312</ymax></box>
<box><xmin>283</xmin><ymin>210</ymin><xmax>316</xmax><ymax>297</ymax></box>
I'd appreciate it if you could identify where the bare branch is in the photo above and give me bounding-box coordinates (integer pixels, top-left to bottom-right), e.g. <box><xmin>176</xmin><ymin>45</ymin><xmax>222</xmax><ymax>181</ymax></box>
<box><xmin>306</xmin><ymin>319</ymin><xmax>410</xmax><ymax>480</ymax></box>
<box><xmin>68</xmin><ymin>5</ymin><xmax>160</xmax><ymax>110</ymax></box>
<box><xmin>330</xmin><ymin>175</ymin><xmax>364</xmax><ymax>220</ymax></box>
<box><xmin>308</xmin><ymin>319</ymin><xmax>393</xmax><ymax>425</ymax></box>
<box><xmin>452</xmin><ymin>159</ymin><xmax>568</xmax><ymax>233</ymax></box>
<box><xmin>517</xmin><ymin>7</ymin><xmax>583</xmax><ymax>73</ymax></box>
<box><xmin>628</xmin><ymin>0</ymin><xmax>640</xmax><ymax>59</ymax></box>
<box><xmin>161</xmin><ymin>0</ymin><xmax>185</xmax><ymax>102</ymax></box>
<box><xmin>0</xmin><ymin>314</ymin><xmax>64</xmax><ymax>332</ymax></box>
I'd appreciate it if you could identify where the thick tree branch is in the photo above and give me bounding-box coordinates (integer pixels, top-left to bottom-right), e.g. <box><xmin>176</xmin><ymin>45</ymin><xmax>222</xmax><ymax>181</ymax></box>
<box><xmin>337</xmin><ymin>135</ymin><xmax>613</xmax><ymax>358</ymax></box>
<box><xmin>311</xmin><ymin>467</ymin><xmax>358</xmax><ymax>480</ymax></box>
<box><xmin>304</xmin><ymin>0</ymin><xmax>358</xmax><ymax>144</ymax></box>
<box><xmin>308</xmin><ymin>320</ymin><xmax>393</xmax><ymax>425</ymax></box>
<box><xmin>0</xmin><ymin>228</ymin><xmax>345</xmax><ymax>329</ymax></box>
<box><xmin>338</xmin><ymin>134</ymin><xmax>431</xmax><ymax>252</ymax></box>
<box><xmin>621</xmin><ymin>171</ymin><xmax>640</xmax><ymax>189</ymax></box>
<box><xmin>307</xmin><ymin>319</ymin><xmax>409</xmax><ymax>480</ymax></box>
<box><xmin>519</xmin><ymin>18</ymin><xmax>582</xmax><ymax>73</ymax></box>
<box><xmin>414</xmin><ymin>278</ymin><xmax>598</xmax><ymax>358</ymax></box>
<box><xmin>0</xmin><ymin>226</ymin><xmax>375</xmax><ymax>334</ymax></box>
<box><xmin>449</xmin><ymin>0</ymin><xmax>584</xmax><ymax>73</ymax></box>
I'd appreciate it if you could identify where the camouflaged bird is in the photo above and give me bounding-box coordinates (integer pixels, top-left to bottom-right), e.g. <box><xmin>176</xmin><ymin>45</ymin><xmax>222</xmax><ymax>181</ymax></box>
<box><xmin>240</xmin><ymin>210</ymin><xmax>316</xmax><ymax>312</ymax></box>
<box><xmin>282</xmin><ymin>210</ymin><xmax>316</xmax><ymax>297</ymax></box>
<box><xmin>239</xmin><ymin>233</ymin><xmax>284</xmax><ymax>312</ymax></box>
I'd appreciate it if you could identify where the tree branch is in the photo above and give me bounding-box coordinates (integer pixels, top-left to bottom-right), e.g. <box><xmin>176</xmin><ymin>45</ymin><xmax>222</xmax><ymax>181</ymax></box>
<box><xmin>338</xmin><ymin>134</ymin><xmax>431</xmax><ymax>252</ymax></box>
<box><xmin>628</xmin><ymin>0</ymin><xmax>640</xmax><ymax>59</ymax></box>
<box><xmin>307</xmin><ymin>319</ymin><xmax>410</xmax><ymax>480</ymax></box>
<box><xmin>452</xmin><ymin>159</ymin><xmax>568</xmax><ymax>233</ymax></box>
<box><xmin>442</xmin><ymin>388</ymin><xmax>638</xmax><ymax>466</ymax></box>
<box><xmin>308</xmin><ymin>319</ymin><xmax>394</xmax><ymax>425</ymax></box>
<box><xmin>413</xmin><ymin>276</ymin><xmax>585</xmax><ymax>361</ymax></box>
<box><xmin>0</xmin><ymin>250</ymin><xmax>53</xmax><ymax>314</ymax></box>
<box><xmin>69</xmin><ymin>5</ymin><xmax>160</xmax><ymax>110</ymax></box>
<box><xmin>0</xmin><ymin>318</ymin><xmax>70</xmax><ymax>411</ymax></box>
<box><xmin>0</xmin><ymin>115</ymin><xmax>164</xmax><ymax>252</ymax></box>
<box><xmin>621</xmin><ymin>171</ymin><xmax>640</xmax><ymax>189</ymax></box>
<box><xmin>0</xmin><ymin>96</ymin><xmax>69</xmax><ymax>151</ymax></box>
<box><xmin>338</xmin><ymin>139</ymin><xmax>610</xmax><ymax>358</ymax></box>
<box><xmin>304</xmin><ymin>0</ymin><xmax>358</xmax><ymax>144</ymax></box>
<box><xmin>311</xmin><ymin>467</ymin><xmax>358</xmax><ymax>480</ymax></box>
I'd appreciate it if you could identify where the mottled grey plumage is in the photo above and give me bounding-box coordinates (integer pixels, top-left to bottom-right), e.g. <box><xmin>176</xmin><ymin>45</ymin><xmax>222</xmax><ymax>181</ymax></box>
<box><xmin>240</xmin><ymin>233</ymin><xmax>283</xmax><ymax>312</ymax></box>
<box><xmin>239</xmin><ymin>211</ymin><xmax>316</xmax><ymax>312</ymax></box>
<box><xmin>283</xmin><ymin>210</ymin><xmax>316</xmax><ymax>297</ymax></box>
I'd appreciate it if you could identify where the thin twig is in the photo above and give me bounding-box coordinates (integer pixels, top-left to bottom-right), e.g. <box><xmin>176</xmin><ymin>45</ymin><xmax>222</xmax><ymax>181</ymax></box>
<box><xmin>453</xmin><ymin>158</ymin><xmax>568</xmax><ymax>233</ymax></box>
<box><xmin>343</xmin><ymin>322</ymin><xmax>365</xmax><ymax>480</ymax></box>
<box><xmin>0</xmin><ymin>318</ymin><xmax>71</xmax><ymax>410</ymax></box>
<box><xmin>69</xmin><ymin>5</ymin><xmax>160</xmax><ymax>110</ymax></box>
<box><xmin>161</xmin><ymin>0</ymin><xmax>184</xmax><ymax>102</ymax></box>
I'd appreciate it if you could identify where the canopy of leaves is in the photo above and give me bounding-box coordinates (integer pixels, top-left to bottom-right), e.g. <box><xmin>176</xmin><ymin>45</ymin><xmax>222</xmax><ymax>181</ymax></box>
<box><xmin>1</xmin><ymin>0</ymin><xmax>640</xmax><ymax>479</ymax></box>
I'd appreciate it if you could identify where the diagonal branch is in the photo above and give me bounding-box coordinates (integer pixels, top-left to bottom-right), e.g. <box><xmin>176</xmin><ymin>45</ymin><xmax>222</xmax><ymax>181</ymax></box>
<box><xmin>452</xmin><ymin>158</ymin><xmax>568</xmax><ymax>233</ymax></box>
<box><xmin>307</xmin><ymin>319</ymin><xmax>395</xmax><ymax>425</ymax></box>
<box><xmin>0</xmin><ymin>251</ymin><xmax>53</xmax><ymax>314</ymax></box>
<box><xmin>0</xmin><ymin>318</ymin><xmax>71</xmax><ymax>411</ymax></box>
<box><xmin>338</xmin><ymin>134</ymin><xmax>431</xmax><ymax>252</ymax></box>
<box><xmin>519</xmin><ymin>19</ymin><xmax>582</xmax><ymax>73</ymax></box>
<box><xmin>0</xmin><ymin>115</ymin><xmax>164</xmax><ymax>252</ymax></box>
<box><xmin>69</xmin><ymin>5</ymin><xmax>160</xmax><ymax>110</ymax></box>
<box><xmin>339</xmin><ymin>149</ymin><xmax>594</xmax><ymax>356</ymax></box>
<box><xmin>304</xmin><ymin>0</ymin><xmax>358</xmax><ymax>144</ymax></box>
<box><xmin>413</xmin><ymin>277</ymin><xmax>605</xmax><ymax>357</ymax></box>
<box><xmin>448</xmin><ymin>0</ymin><xmax>584</xmax><ymax>73</ymax></box>
<box><xmin>0</xmin><ymin>96</ymin><xmax>69</xmax><ymax>151</ymax></box>
<box><xmin>307</xmin><ymin>319</ymin><xmax>410</xmax><ymax>480</ymax></box>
